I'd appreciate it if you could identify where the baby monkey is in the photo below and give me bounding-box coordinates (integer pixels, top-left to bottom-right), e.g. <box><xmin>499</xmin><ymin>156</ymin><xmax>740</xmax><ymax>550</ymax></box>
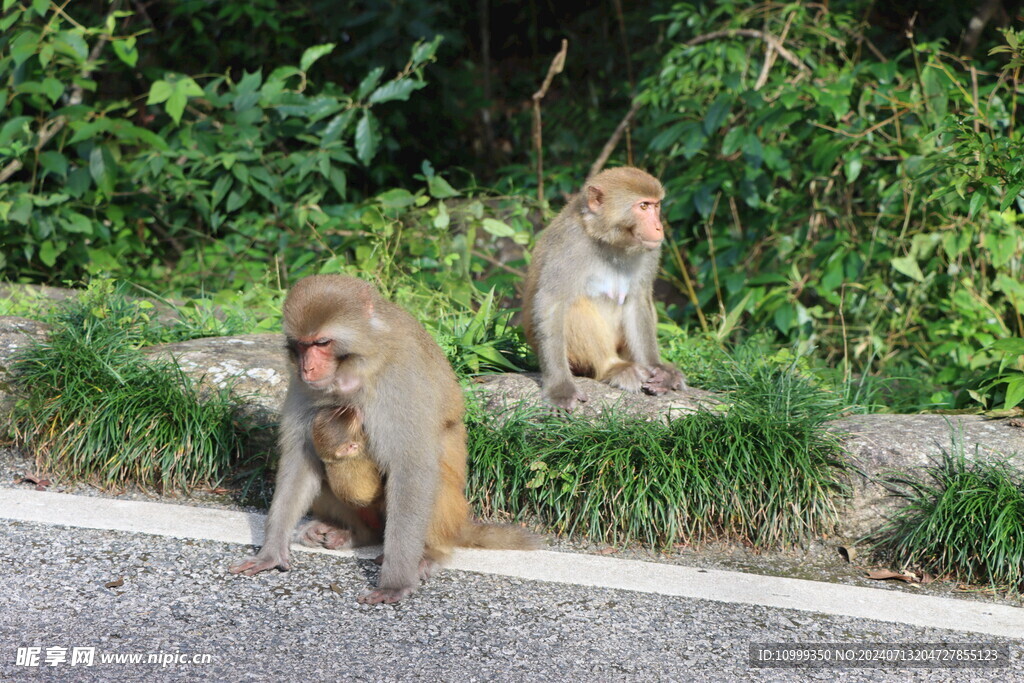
<box><xmin>311</xmin><ymin>405</ymin><xmax>383</xmax><ymax>509</ymax></box>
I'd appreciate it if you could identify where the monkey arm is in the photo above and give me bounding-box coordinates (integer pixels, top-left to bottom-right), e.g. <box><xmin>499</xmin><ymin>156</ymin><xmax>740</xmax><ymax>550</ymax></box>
<box><xmin>534</xmin><ymin>297</ymin><xmax>588</xmax><ymax>410</ymax></box>
<box><xmin>621</xmin><ymin>294</ymin><xmax>661</xmax><ymax>367</ymax></box>
<box><xmin>230</xmin><ymin>385</ymin><xmax>323</xmax><ymax>576</ymax></box>
<box><xmin>358</xmin><ymin>424</ymin><xmax>442</xmax><ymax>604</ymax></box>
<box><xmin>622</xmin><ymin>293</ymin><xmax>685</xmax><ymax>394</ymax></box>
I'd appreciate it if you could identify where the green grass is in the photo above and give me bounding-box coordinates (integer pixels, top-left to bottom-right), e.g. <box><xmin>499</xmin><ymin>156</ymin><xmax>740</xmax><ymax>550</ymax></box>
<box><xmin>467</xmin><ymin>361</ymin><xmax>850</xmax><ymax>548</ymax></box>
<box><xmin>7</xmin><ymin>286</ymin><xmax>249</xmax><ymax>491</ymax></box>
<box><xmin>868</xmin><ymin>429</ymin><xmax>1024</xmax><ymax>592</ymax></box>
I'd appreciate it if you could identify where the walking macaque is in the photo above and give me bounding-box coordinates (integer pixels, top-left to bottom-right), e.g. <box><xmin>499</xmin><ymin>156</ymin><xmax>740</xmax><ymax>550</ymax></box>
<box><xmin>229</xmin><ymin>275</ymin><xmax>534</xmax><ymax>604</ymax></box>
<box><xmin>522</xmin><ymin>167</ymin><xmax>686</xmax><ymax>411</ymax></box>
<box><xmin>312</xmin><ymin>406</ymin><xmax>382</xmax><ymax>508</ymax></box>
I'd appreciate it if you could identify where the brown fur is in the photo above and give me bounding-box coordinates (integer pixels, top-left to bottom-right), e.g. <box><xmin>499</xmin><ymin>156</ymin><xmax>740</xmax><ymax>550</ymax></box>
<box><xmin>230</xmin><ymin>275</ymin><xmax>535</xmax><ymax>604</ymax></box>
<box><xmin>522</xmin><ymin>167</ymin><xmax>685</xmax><ymax>410</ymax></box>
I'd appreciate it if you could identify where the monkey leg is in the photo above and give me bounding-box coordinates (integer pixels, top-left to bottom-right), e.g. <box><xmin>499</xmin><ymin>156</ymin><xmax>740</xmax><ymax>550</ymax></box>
<box><xmin>298</xmin><ymin>520</ymin><xmax>354</xmax><ymax>549</ymax></box>
<box><xmin>424</xmin><ymin>456</ymin><xmax>471</xmax><ymax>564</ymax></box>
<box><xmin>322</xmin><ymin>458</ymin><xmax>384</xmax><ymax>508</ymax></box>
<box><xmin>565</xmin><ymin>297</ymin><xmax>646</xmax><ymax>392</ymax></box>
<box><xmin>309</xmin><ymin>488</ymin><xmax>383</xmax><ymax>546</ymax></box>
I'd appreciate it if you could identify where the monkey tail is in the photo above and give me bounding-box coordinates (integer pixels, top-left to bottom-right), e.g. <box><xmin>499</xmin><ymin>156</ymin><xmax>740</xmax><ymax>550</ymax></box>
<box><xmin>457</xmin><ymin>522</ymin><xmax>539</xmax><ymax>550</ymax></box>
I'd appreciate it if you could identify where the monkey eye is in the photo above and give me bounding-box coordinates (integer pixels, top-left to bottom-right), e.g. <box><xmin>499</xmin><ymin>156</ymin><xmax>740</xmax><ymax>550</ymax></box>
<box><xmin>312</xmin><ymin>339</ymin><xmax>332</xmax><ymax>347</ymax></box>
<box><xmin>639</xmin><ymin>202</ymin><xmax>650</xmax><ymax>210</ymax></box>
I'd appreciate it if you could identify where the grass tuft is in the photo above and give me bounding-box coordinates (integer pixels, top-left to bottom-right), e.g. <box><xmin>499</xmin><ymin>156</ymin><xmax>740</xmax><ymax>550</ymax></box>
<box><xmin>7</xmin><ymin>285</ymin><xmax>247</xmax><ymax>490</ymax></box>
<box><xmin>467</xmin><ymin>361</ymin><xmax>849</xmax><ymax>548</ymax></box>
<box><xmin>868</xmin><ymin>427</ymin><xmax>1024</xmax><ymax>592</ymax></box>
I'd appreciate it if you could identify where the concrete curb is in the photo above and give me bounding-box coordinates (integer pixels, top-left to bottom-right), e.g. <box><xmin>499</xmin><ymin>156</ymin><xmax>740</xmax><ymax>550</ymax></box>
<box><xmin>2</xmin><ymin>488</ymin><xmax>1022</xmax><ymax>638</ymax></box>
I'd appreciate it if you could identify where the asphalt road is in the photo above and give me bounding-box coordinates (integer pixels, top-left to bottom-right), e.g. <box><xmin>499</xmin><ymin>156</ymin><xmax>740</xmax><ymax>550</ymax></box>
<box><xmin>0</xmin><ymin>490</ymin><xmax>1021</xmax><ymax>681</ymax></box>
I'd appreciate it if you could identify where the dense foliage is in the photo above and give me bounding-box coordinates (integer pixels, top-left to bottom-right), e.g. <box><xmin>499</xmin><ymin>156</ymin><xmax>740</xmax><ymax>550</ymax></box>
<box><xmin>4</xmin><ymin>0</ymin><xmax>1024</xmax><ymax>408</ymax></box>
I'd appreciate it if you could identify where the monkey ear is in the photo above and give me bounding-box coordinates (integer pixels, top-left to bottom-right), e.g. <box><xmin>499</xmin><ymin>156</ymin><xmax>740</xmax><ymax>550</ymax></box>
<box><xmin>586</xmin><ymin>185</ymin><xmax>604</xmax><ymax>214</ymax></box>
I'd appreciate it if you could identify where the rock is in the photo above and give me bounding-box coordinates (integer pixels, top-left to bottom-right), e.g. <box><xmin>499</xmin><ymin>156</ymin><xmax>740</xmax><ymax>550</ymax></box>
<box><xmin>143</xmin><ymin>335</ymin><xmax>290</xmax><ymax>414</ymax></box>
<box><xmin>831</xmin><ymin>413</ymin><xmax>1024</xmax><ymax>538</ymax></box>
<box><xmin>0</xmin><ymin>316</ymin><xmax>50</xmax><ymax>413</ymax></box>
<box><xmin>469</xmin><ymin>372</ymin><xmax>717</xmax><ymax>422</ymax></box>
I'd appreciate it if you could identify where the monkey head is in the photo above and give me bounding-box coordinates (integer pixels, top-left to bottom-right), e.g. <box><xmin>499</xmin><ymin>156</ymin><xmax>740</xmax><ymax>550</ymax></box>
<box><xmin>582</xmin><ymin>167</ymin><xmax>665</xmax><ymax>252</ymax></box>
<box><xmin>282</xmin><ymin>275</ymin><xmax>385</xmax><ymax>396</ymax></box>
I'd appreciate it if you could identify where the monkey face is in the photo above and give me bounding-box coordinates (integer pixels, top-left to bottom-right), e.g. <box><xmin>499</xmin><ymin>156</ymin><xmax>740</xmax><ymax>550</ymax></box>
<box><xmin>631</xmin><ymin>199</ymin><xmax>664</xmax><ymax>249</ymax></box>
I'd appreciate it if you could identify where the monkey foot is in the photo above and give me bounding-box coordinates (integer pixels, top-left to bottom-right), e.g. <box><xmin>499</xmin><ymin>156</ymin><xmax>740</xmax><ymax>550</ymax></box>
<box><xmin>604</xmin><ymin>362</ymin><xmax>647</xmax><ymax>393</ymax></box>
<box><xmin>357</xmin><ymin>585</ymin><xmax>415</xmax><ymax>605</ymax></box>
<box><xmin>299</xmin><ymin>521</ymin><xmax>354</xmax><ymax>550</ymax></box>
<box><xmin>544</xmin><ymin>380</ymin><xmax>588</xmax><ymax>412</ymax></box>
<box><xmin>372</xmin><ymin>554</ymin><xmax>438</xmax><ymax>581</ymax></box>
<box><xmin>228</xmin><ymin>554</ymin><xmax>289</xmax><ymax>576</ymax></box>
<box><xmin>642</xmin><ymin>364</ymin><xmax>686</xmax><ymax>395</ymax></box>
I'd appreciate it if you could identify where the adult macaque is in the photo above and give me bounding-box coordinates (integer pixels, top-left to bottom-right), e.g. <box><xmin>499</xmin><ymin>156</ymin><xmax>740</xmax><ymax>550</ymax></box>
<box><xmin>522</xmin><ymin>167</ymin><xmax>686</xmax><ymax>411</ymax></box>
<box><xmin>229</xmin><ymin>275</ymin><xmax>534</xmax><ymax>604</ymax></box>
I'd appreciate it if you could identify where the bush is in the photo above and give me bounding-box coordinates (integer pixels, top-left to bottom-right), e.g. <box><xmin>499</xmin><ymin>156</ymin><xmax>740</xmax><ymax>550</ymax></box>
<box><xmin>467</xmin><ymin>359</ymin><xmax>849</xmax><ymax>548</ymax></box>
<box><xmin>7</xmin><ymin>284</ymin><xmax>250</xmax><ymax>490</ymax></box>
<box><xmin>869</xmin><ymin>427</ymin><xmax>1024</xmax><ymax>592</ymax></box>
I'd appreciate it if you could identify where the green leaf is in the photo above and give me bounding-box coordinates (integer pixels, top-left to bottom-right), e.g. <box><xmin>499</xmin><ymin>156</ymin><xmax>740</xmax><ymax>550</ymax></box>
<box><xmin>991</xmin><ymin>338</ymin><xmax>1024</xmax><ymax>356</ymax></box>
<box><xmin>433</xmin><ymin>202</ymin><xmax>450</xmax><ymax>229</ymax></box>
<box><xmin>328</xmin><ymin>167</ymin><xmax>346</xmax><ymax>200</ymax></box>
<box><xmin>702</xmin><ymin>95</ymin><xmax>732</xmax><ymax>136</ymax></box>
<box><xmin>968</xmin><ymin>191</ymin><xmax>985</xmax><ymax>219</ymax></box>
<box><xmin>38</xmin><ymin>240</ymin><xmax>58</xmax><ymax>267</ymax></box>
<box><xmin>410</xmin><ymin>36</ymin><xmax>443</xmax><ymax>65</ymax></box>
<box><xmin>428</xmin><ymin>175</ymin><xmax>460</xmax><ymax>199</ymax></box>
<box><xmin>31</xmin><ymin>0</ymin><xmax>47</xmax><ymax>15</ymax></box>
<box><xmin>377</xmin><ymin>188</ymin><xmax>415</xmax><ymax>209</ymax></box>
<box><xmin>60</xmin><ymin>211</ymin><xmax>93</xmax><ymax>235</ymax></box>
<box><xmin>355</xmin><ymin>111</ymin><xmax>380</xmax><ymax>165</ymax></box>
<box><xmin>39</xmin><ymin>151</ymin><xmax>68</xmax><ymax>178</ymax></box>
<box><xmin>89</xmin><ymin>146</ymin><xmax>115</xmax><ymax>197</ymax></box>
<box><xmin>0</xmin><ymin>116</ymin><xmax>31</xmax><ymax>146</ymax></box>
<box><xmin>368</xmin><ymin>79</ymin><xmax>425</xmax><ymax>104</ymax></box>
<box><xmin>481</xmin><ymin>218</ymin><xmax>514</xmax><ymax>238</ymax></box>
<box><xmin>210</xmin><ymin>174</ymin><xmax>233</xmax><ymax>210</ymax></box>
<box><xmin>166</xmin><ymin>88</ymin><xmax>187</xmax><ymax>124</ymax></box>
<box><xmin>891</xmin><ymin>255</ymin><xmax>925</xmax><ymax>282</ymax></box>
<box><xmin>844</xmin><ymin>154</ymin><xmax>863</xmax><ymax>183</ymax></box>
<box><xmin>147</xmin><ymin>80</ymin><xmax>174</xmax><ymax>105</ymax></box>
<box><xmin>1004</xmin><ymin>375</ymin><xmax>1024</xmax><ymax>410</ymax></box>
<box><xmin>300</xmin><ymin>43</ymin><xmax>336</xmax><ymax>72</ymax></box>
<box><xmin>321</xmin><ymin>110</ymin><xmax>355</xmax><ymax>146</ymax></box>
<box><xmin>356</xmin><ymin>67</ymin><xmax>385</xmax><ymax>100</ymax></box>
<box><xmin>41</xmin><ymin>77</ymin><xmax>64</xmax><ymax>104</ymax></box>
<box><xmin>112</xmin><ymin>37</ymin><xmax>138</xmax><ymax>67</ymax></box>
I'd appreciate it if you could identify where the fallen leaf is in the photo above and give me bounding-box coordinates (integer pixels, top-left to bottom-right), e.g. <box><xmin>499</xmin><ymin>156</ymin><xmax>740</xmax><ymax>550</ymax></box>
<box><xmin>330</xmin><ymin>583</ymin><xmax>343</xmax><ymax>595</ymax></box>
<box><xmin>597</xmin><ymin>547</ymin><xmax>617</xmax><ymax>555</ymax></box>
<box><xmin>865</xmin><ymin>569</ymin><xmax>915</xmax><ymax>582</ymax></box>
<box><xmin>837</xmin><ymin>546</ymin><xmax>857</xmax><ymax>563</ymax></box>
<box><xmin>104</xmin><ymin>577</ymin><xmax>124</xmax><ymax>589</ymax></box>
<box><xmin>16</xmin><ymin>474</ymin><xmax>52</xmax><ymax>490</ymax></box>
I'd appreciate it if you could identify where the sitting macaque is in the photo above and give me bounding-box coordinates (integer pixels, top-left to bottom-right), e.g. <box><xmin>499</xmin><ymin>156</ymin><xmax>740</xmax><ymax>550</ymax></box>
<box><xmin>229</xmin><ymin>275</ymin><xmax>536</xmax><ymax>604</ymax></box>
<box><xmin>522</xmin><ymin>166</ymin><xmax>686</xmax><ymax>411</ymax></box>
<box><xmin>311</xmin><ymin>406</ymin><xmax>382</xmax><ymax>508</ymax></box>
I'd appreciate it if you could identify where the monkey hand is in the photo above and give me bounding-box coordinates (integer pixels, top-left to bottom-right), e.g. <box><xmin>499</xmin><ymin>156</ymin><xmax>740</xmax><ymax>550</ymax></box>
<box><xmin>228</xmin><ymin>551</ymin><xmax>290</xmax><ymax>576</ymax></box>
<box><xmin>642</xmin><ymin>364</ymin><xmax>686</xmax><ymax>396</ymax></box>
<box><xmin>357</xmin><ymin>585</ymin><xmax>417</xmax><ymax>605</ymax></box>
<box><xmin>544</xmin><ymin>379</ymin><xmax>588</xmax><ymax>412</ymax></box>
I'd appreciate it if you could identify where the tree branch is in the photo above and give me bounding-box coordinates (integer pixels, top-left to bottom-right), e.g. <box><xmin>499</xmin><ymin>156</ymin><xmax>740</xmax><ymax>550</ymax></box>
<box><xmin>685</xmin><ymin>29</ymin><xmax>810</xmax><ymax>73</ymax></box>
<box><xmin>532</xmin><ymin>39</ymin><xmax>568</xmax><ymax>202</ymax></box>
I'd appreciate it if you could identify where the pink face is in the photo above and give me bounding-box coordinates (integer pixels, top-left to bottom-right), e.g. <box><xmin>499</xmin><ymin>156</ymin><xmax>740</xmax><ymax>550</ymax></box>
<box><xmin>633</xmin><ymin>198</ymin><xmax>664</xmax><ymax>249</ymax></box>
<box><xmin>292</xmin><ymin>337</ymin><xmax>360</xmax><ymax>394</ymax></box>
